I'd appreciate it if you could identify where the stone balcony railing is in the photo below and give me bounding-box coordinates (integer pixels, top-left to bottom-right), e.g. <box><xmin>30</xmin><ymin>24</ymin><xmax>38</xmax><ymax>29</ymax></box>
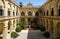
<box><xmin>0</xmin><ymin>16</ymin><xmax>20</xmax><ymax>21</ymax></box>
<box><xmin>42</xmin><ymin>16</ymin><xmax>60</xmax><ymax>20</ymax></box>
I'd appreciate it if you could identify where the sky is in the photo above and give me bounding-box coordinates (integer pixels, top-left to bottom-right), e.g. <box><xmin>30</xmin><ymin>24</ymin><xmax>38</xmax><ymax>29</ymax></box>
<box><xmin>14</xmin><ymin>0</ymin><xmax>47</xmax><ymax>6</ymax></box>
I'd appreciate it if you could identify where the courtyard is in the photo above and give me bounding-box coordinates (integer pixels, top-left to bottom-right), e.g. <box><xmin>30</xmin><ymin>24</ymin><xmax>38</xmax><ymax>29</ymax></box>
<box><xmin>0</xmin><ymin>0</ymin><xmax>60</xmax><ymax>39</ymax></box>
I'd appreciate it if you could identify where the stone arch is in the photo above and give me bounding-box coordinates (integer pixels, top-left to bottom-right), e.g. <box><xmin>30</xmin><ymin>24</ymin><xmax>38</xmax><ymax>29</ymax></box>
<box><xmin>0</xmin><ymin>22</ymin><xmax>4</xmax><ymax>39</ymax></box>
<box><xmin>0</xmin><ymin>0</ymin><xmax>4</xmax><ymax>9</ymax></box>
<box><xmin>35</xmin><ymin>12</ymin><xmax>39</xmax><ymax>16</ymax></box>
<box><xmin>21</xmin><ymin>11</ymin><xmax>25</xmax><ymax>16</ymax></box>
<box><xmin>28</xmin><ymin>11</ymin><xmax>32</xmax><ymax>16</ymax></box>
<box><xmin>7</xmin><ymin>3</ymin><xmax>11</xmax><ymax>16</ymax></box>
<box><xmin>56</xmin><ymin>22</ymin><xmax>60</xmax><ymax>39</ymax></box>
<box><xmin>0</xmin><ymin>0</ymin><xmax>4</xmax><ymax>16</ymax></box>
<box><xmin>13</xmin><ymin>20</ymin><xmax>15</xmax><ymax>28</ymax></box>
<box><xmin>8</xmin><ymin>21</ymin><xmax>11</xmax><ymax>30</ymax></box>
<box><xmin>21</xmin><ymin>18</ymin><xmax>25</xmax><ymax>22</ymax></box>
<box><xmin>28</xmin><ymin>18</ymin><xmax>32</xmax><ymax>25</ymax></box>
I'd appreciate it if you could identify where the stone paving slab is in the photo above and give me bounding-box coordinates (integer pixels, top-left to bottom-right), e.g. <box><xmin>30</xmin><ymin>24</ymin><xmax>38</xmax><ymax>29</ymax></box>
<box><xmin>16</xmin><ymin>30</ymin><xmax>53</xmax><ymax>39</ymax></box>
<box><xmin>16</xmin><ymin>30</ymin><xmax>28</xmax><ymax>39</ymax></box>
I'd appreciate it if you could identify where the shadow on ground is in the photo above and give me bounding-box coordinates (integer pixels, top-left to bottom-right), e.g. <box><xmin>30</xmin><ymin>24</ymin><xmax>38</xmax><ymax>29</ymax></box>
<box><xmin>27</xmin><ymin>30</ymin><xmax>53</xmax><ymax>39</ymax></box>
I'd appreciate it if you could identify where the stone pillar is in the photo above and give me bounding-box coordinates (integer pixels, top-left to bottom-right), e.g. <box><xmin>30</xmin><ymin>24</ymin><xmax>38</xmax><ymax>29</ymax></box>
<box><xmin>10</xmin><ymin>3</ymin><xmax>13</xmax><ymax>17</ymax></box>
<box><xmin>3</xmin><ymin>5</ymin><xmax>8</xmax><ymax>17</ymax></box>
<box><xmin>14</xmin><ymin>6</ymin><xmax>16</xmax><ymax>17</ymax></box>
<box><xmin>3</xmin><ymin>21</ymin><xmax>8</xmax><ymax>39</ymax></box>
<box><xmin>54</xmin><ymin>4</ymin><xmax>58</xmax><ymax>17</ymax></box>
<box><xmin>14</xmin><ymin>19</ymin><xmax>16</xmax><ymax>30</ymax></box>
<box><xmin>26</xmin><ymin>10</ymin><xmax>28</xmax><ymax>17</ymax></box>
<box><xmin>33</xmin><ymin>10</ymin><xmax>35</xmax><ymax>17</ymax></box>
<box><xmin>10</xmin><ymin>20</ymin><xmax>13</xmax><ymax>33</ymax></box>
<box><xmin>48</xmin><ymin>19</ymin><xmax>51</xmax><ymax>32</ymax></box>
<box><xmin>53</xmin><ymin>20</ymin><xmax>57</xmax><ymax>39</ymax></box>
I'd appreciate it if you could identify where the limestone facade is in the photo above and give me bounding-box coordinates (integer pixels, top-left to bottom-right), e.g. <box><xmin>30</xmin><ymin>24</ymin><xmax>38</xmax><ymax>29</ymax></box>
<box><xmin>0</xmin><ymin>0</ymin><xmax>20</xmax><ymax>39</ymax></box>
<box><xmin>20</xmin><ymin>2</ymin><xmax>39</xmax><ymax>25</ymax></box>
<box><xmin>40</xmin><ymin>0</ymin><xmax>60</xmax><ymax>39</ymax></box>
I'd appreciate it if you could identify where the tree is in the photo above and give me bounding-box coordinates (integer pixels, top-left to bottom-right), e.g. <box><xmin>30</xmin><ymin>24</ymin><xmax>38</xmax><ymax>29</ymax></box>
<box><xmin>38</xmin><ymin>6</ymin><xmax>43</xmax><ymax>14</ymax></box>
<box><xmin>19</xmin><ymin>2</ymin><xmax>23</xmax><ymax>7</ymax></box>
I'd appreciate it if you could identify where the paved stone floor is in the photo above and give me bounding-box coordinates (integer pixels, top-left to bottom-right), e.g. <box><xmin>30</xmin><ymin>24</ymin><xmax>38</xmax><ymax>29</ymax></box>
<box><xmin>16</xmin><ymin>30</ymin><xmax>53</xmax><ymax>39</ymax></box>
<box><xmin>16</xmin><ymin>29</ymin><xmax>28</xmax><ymax>39</ymax></box>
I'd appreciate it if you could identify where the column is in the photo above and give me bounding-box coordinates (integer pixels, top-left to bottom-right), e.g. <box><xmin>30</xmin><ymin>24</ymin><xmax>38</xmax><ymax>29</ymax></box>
<box><xmin>10</xmin><ymin>3</ymin><xmax>13</xmax><ymax>17</ymax></box>
<box><xmin>3</xmin><ymin>21</ymin><xmax>8</xmax><ymax>39</ymax></box>
<box><xmin>10</xmin><ymin>20</ymin><xmax>13</xmax><ymax>33</ymax></box>
<box><xmin>14</xmin><ymin>19</ymin><xmax>16</xmax><ymax>30</ymax></box>
<box><xmin>26</xmin><ymin>10</ymin><xmax>28</xmax><ymax>17</ymax></box>
<box><xmin>33</xmin><ymin>10</ymin><xmax>35</xmax><ymax>17</ymax></box>
<box><xmin>48</xmin><ymin>19</ymin><xmax>51</xmax><ymax>32</ymax></box>
<box><xmin>53</xmin><ymin>20</ymin><xmax>57</xmax><ymax>39</ymax></box>
<box><xmin>54</xmin><ymin>4</ymin><xmax>58</xmax><ymax>17</ymax></box>
<box><xmin>3</xmin><ymin>5</ymin><xmax>8</xmax><ymax>17</ymax></box>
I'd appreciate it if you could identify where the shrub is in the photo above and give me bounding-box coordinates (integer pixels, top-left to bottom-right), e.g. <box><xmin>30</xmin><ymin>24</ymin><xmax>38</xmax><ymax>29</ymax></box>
<box><xmin>15</xmin><ymin>26</ymin><xmax>22</xmax><ymax>32</ymax></box>
<box><xmin>39</xmin><ymin>25</ymin><xmax>46</xmax><ymax>32</ymax></box>
<box><xmin>11</xmin><ymin>32</ymin><xmax>19</xmax><ymax>38</ymax></box>
<box><xmin>39</xmin><ymin>26</ymin><xmax>46</xmax><ymax>32</ymax></box>
<box><xmin>43</xmin><ymin>31</ymin><xmax>50</xmax><ymax>38</ymax></box>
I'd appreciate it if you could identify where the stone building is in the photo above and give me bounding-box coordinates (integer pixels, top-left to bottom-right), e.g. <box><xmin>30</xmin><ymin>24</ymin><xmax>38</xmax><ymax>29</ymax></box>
<box><xmin>0</xmin><ymin>0</ymin><xmax>20</xmax><ymax>39</ymax></box>
<box><xmin>40</xmin><ymin>0</ymin><xmax>60</xmax><ymax>39</ymax></box>
<box><xmin>20</xmin><ymin>2</ymin><xmax>39</xmax><ymax>28</ymax></box>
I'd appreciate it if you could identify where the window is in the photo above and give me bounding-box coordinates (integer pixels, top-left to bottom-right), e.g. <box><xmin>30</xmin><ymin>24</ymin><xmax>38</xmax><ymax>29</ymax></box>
<box><xmin>13</xmin><ymin>12</ymin><xmax>14</xmax><ymax>16</ymax></box>
<box><xmin>51</xmin><ymin>8</ymin><xmax>54</xmax><ymax>16</ymax></box>
<box><xmin>0</xmin><ymin>9</ymin><xmax>3</xmax><ymax>16</ymax></box>
<box><xmin>46</xmin><ymin>10</ymin><xmax>48</xmax><ymax>16</ymax></box>
<box><xmin>16</xmin><ymin>13</ymin><xmax>17</xmax><ymax>16</ymax></box>
<box><xmin>8</xmin><ymin>11</ymin><xmax>10</xmax><ymax>16</ymax></box>
<box><xmin>21</xmin><ymin>12</ymin><xmax>25</xmax><ymax>16</ymax></box>
<box><xmin>44</xmin><ymin>11</ymin><xmax>45</xmax><ymax>16</ymax></box>
<box><xmin>58</xmin><ymin>6</ymin><xmax>60</xmax><ymax>16</ymax></box>
<box><xmin>35</xmin><ymin>12</ymin><xmax>39</xmax><ymax>16</ymax></box>
<box><xmin>28</xmin><ymin>12</ymin><xmax>32</xmax><ymax>16</ymax></box>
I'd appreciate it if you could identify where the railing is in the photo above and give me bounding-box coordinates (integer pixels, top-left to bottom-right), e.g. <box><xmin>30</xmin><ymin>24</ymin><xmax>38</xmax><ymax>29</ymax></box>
<box><xmin>0</xmin><ymin>16</ymin><xmax>20</xmax><ymax>21</ymax></box>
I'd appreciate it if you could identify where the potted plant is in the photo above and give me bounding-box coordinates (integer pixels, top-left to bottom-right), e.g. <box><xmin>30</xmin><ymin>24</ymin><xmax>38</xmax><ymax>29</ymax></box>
<box><xmin>11</xmin><ymin>32</ymin><xmax>19</xmax><ymax>39</ymax></box>
<box><xmin>43</xmin><ymin>31</ymin><xmax>50</xmax><ymax>39</ymax></box>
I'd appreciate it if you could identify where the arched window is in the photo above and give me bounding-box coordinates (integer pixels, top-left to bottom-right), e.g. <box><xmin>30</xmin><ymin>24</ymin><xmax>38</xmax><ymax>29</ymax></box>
<box><xmin>51</xmin><ymin>8</ymin><xmax>54</xmax><ymax>16</ymax></box>
<box><xmin>13</xmin><ymin>10</ymin><xmax>15</xmax><ymax>16</ymax></box>
<box><xmin>35</xmin><ymin>12</ymin><xmax>39</xmax><ymax>16</ymax></box>
<box><xmin>46</xmin><ymin>10</ymin><xmax>48</xmax><ymax>16</ymax></box>
<box><xmin>8</xmin><ymin>8</ymin><xmax>10</xmax><ymax>16</ymax></box>
<box><xmin>58</xmin><ymin>6</ymin><xmax>60</xmax><ymax>16</ymax></box>
<box><xmin>21</xmin><ymin>12</ymin><xmax>25</xmax><ymax>16</ymax></box>
<box><xmin>28</xmin><ymin>12</ymin><xmax>32</xmax><ymax>16</ymax></box>
<box><xmin>44</xmin><ymin>11</ymin><xmax>45</xmax><ymax>16</ymax></box>
<box><xmin>0</xmin><ymin>6</ymin><xmax>3</xmax><ymax>16</ymax></box>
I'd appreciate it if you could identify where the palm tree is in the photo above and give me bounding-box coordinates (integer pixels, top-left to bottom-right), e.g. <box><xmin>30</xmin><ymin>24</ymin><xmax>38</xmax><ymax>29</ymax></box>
<box><xmin>19</xmin><ymin>2</ymin><xmax>23</xmax><ymax>7</ymax></box>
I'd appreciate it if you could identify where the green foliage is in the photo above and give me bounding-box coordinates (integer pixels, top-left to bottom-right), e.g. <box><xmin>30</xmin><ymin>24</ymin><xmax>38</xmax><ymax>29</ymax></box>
<box><xmin>19</xmin><ymin>2</ymin><xmax>23</xmax><ymax>7</ymax></box>
<box><xmin>38</xmin><ymin>7</ymin><xmax>43</xmax><ymax>13</ymax></box>
<box><xmin>11</xmin><ymin>32</ymin><xmax>19</xmax><ymax>38</ymax></box>
<box><xmin>39</xmin><ymin>25</ymin><xmax>46</xmax><ymax>32</ymax></box>
<box><xmin>17</xmin><ymin>21</ymin><xmax>27</xmax><ymax>29</ymax></box>
<box><xmin>43</xmin><ymin>31</ymin><xmax>50</xmax><ymax>38</ymax></box>
<box><xmin>15</xmin><ymin>26</ymin><xmax>22</xmax><ymax>32</ymax></box>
